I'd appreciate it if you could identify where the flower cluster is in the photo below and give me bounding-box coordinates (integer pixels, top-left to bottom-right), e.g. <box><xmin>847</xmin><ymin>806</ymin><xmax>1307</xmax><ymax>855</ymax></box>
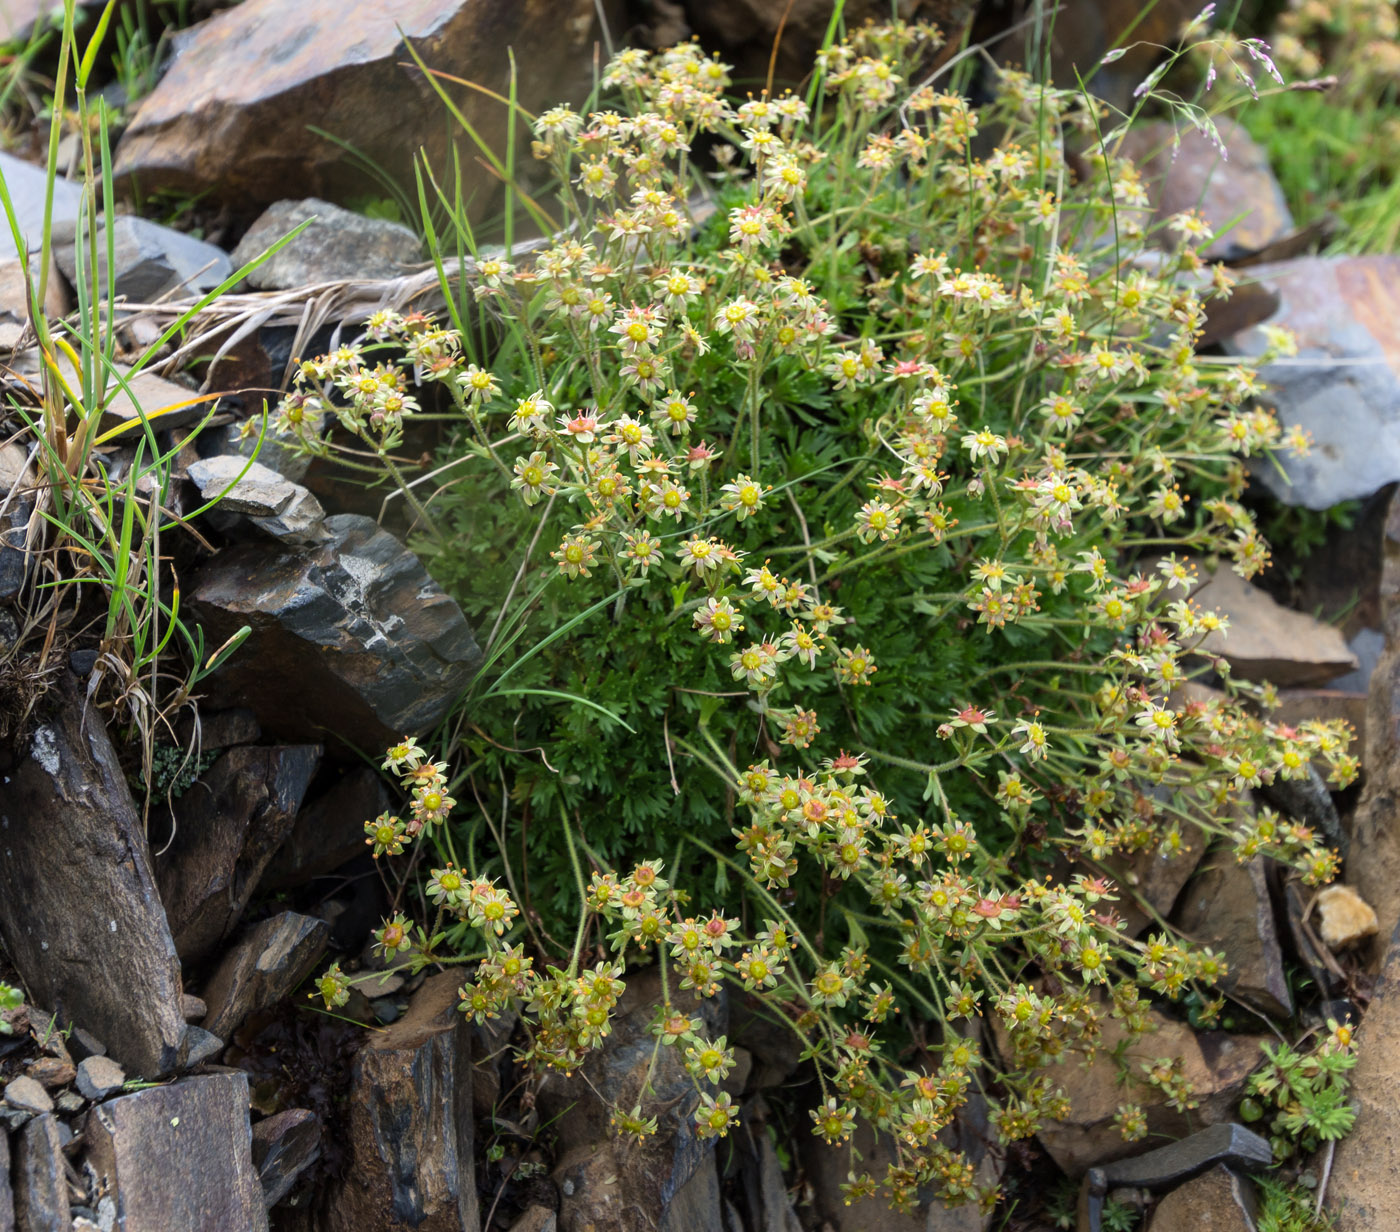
<box><xmin>295</xmin><ymin>21</ymin><xmax>1358</xmax><ymax>1215</ymax></box>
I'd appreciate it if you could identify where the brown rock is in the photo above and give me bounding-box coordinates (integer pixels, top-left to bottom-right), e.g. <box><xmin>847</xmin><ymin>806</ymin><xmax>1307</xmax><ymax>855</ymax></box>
<box><xmin>0</xmin><ymin>678</ymin><xmax>187</xmax><ymax>1077</ymax></box>
<box><xmin>251</xmin><ymin>1108</ymin><xmax>322</xmax><ymax>1208</ymax></box>
<box><xmin>995</xmin><ymin>0</ymin><xmax>1195</xmax><ymax>109</ymax></box>
<box><xmin>1172</xmin><ymin>853</ymin><xmax>1292</xmax><ymax>1019</ymax></box>
<box><xmin>1316</xmin><ymin>885</ymin><xmax>1379</xmax><ymax>950</ymax></box>
<box><xmin>188</xmin><ymin>514</ymin><xmax>482</xmax><ymax>753</ymax></box>
<box><xmin>87</xmin><ymin>1072</ymin><xmax>267</xmax><ymax>1231</ymax></box>
<box><xmin>1146</xmin><ymin>1165</ymin><xmax>1258</xmax><ymax>1231</ymax></box>
<box><xmin>75</xmin><ymin>1056</ymin><xmax>126</xmax><ymax>1102</ymax></box>
<box><xmin>1328</xmin><ymin>923</ymin><xmax>1400</xmax><ymax>1228</ymax></box>
<box><xmin>0</xmin><ymin>1129</ymin><xmax>12</xmax><ymax>1232</ymax></box>
<box><xmin>21</xmin><ymin>1059</ymin><xmax>73</xmax><ymax>1091</ymax></box>
<box><xmin>1270</xmin><ymin>689</ymin><xmax>1367</xmax><ymax>745</ymax></box>
<box><xmin>1117</xmin><ymin>120</ymin><xmax>1293</xmax><ymax>262</ymax></box>
<box><xmin>1191</xmin><ymin>563</ymin><xmax>1358</xmax><ymax>687</ymax></box>
<box><xmin>155</xmin><ymin>744</ymin><xmax>321</xmax><ymax>963</ymax></box>
<box><xmin>181</xmin><ymin>994</ymin><xmax>208</xmax><ymax>1021</ymax></box>
<box><xmin>509</xmin><ymin>1207</ymin><xmax>557</xmax><ymax>1232</ymax></box>
<box><xmin>200</xmin><ymin>911</ymin><xmax>331</xmax><ymax>1041</ymax></box>
<box><xmin>1347</xmin><ymin>489</ymin><xmax>1400</xmax><ymax>966</ymax></box>
<box><xmin>113</xmin><ymin>0</ymin><xmax>611</xmax><ymax>213</ymax></box>
<box><xmin>13</xmin><ymin>1113</ymin><xmax>65</xmax><ymax>1232</ymax></box>
<box><xmin>319</xmin><ymin>971</ymin><xmax>478</xmax><ymax>1231</ymax></box>
<box><xmin>1027</xmin><ymin>1010</ymin><xmax>1265</xmax><ymax>1176</ymax></box>
<box><xmin>1096</xmin><ymin>834</ymin><xmax>1207</xmax><ymax>939</ymax></box>
<box><xmin>687</xmin><ymin>1</ymin><xmax>974</xmax><ymax>90</ymax></box>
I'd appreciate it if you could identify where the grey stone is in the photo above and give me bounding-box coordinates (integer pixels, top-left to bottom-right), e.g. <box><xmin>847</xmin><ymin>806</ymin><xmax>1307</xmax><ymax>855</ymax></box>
<box><xmin>1094</xmin><ymin>1123</ymin><xmax>1272</xmax><ymax>1191</ymax></box>
<box><xmin>86</xmin><ymin>1072</ymin><xmax>267</xmax><ymax>1232</ymax></box>
<box><xmin>180</xmin><ymin>1026</ymin><xmax>224</xmax><ymax>1068</ymax></box>
<box><xmin>189</xmin><ymin>514</ymin><xmax>482</xmax><ymax>751</ymax></box>
<box><xmin>231</xmin><ymin>198</ymin><xmax>422</xmax><ymax>289</ymax></box>
<box><xmin>155</xmin><ymin>744</ymin><xmax>322</xmax><ymax>964</ymax></box>
<box><xmin>186</xmin><ymin>454</ymin><xmax>299</xmax><ymax>517</ymax></box>
<box><xmin>96</xmin><ymin>368</ymin><xmax>210</xmax><ymax>443</ymax></box>
<box><xmin>0</xmin><ymin>677</ymin><xmax>187</xmax><ymax>1078</ymax></box>
<box><xmin>0</xmin><ymin>152</ymin><xmax>83</xmax><ymax>262</ymax></box>
<box><xmin>52</xmin><ymin>214</ymin><xmax>232</xmax><ymax>303</ymax></box>
<box><xmin>1228</xmin><ymin>256</ymin><xmax>1400</xmax><ymax>509</ymax></box>
<box><xmin>76</xmin><ymin>1056</ymin><xmax>126</xmax><ymax>1102</ymax></box>
<box><xmin>201</xmin><ymin>911</ymin><xmax>330</xmax><ymax>1040</ymax></box>
<box><xmin>251</xmin><ymin>1108</ymin><xmax>322</xmax><ymax>1208</ymax></box>
<box><xmin>3</xmin><ymin>1076</ymin><xmax>51</xmax><ymax>1115</ymax></box>
<box><xmin>209</xmin><ymin>415</ymin><xmax>323</xmax><ymax>483</ymax></box>
<box><xmin>508</xmin><ymin>1208</ymin><xmax>557</xmax><ymax>1232</ymax></box>
<box><xmin>660</xmin><ymin>1151</ymin><xmax>722</xmax><ymax>1232</ymax></box>
<box><xmin>180</xmin><ymin>994</ymin><xmax>207</xmax><ymax>1021</ymax></box>
<box><xmin>250</xmin><ymin>485</ymin><xmax>328</xmax><ymax>545</ymax></box>
<box><xmin>318</xmin><ymin>971</ymin><xmax>477</xmax><ymax>1231</ymax></box>
<box><xmin>13</xmin><ymin>1113</ymin><xmax>65</xmax><ymax>1232</ymax></box>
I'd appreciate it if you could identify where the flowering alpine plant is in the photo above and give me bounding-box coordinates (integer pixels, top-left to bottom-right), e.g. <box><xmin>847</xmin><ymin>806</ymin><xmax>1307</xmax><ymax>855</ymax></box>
<box><xmin>294</xmin><ymin>19</ymin><xmax>1354</xmax><ymax>1213</ymax></box>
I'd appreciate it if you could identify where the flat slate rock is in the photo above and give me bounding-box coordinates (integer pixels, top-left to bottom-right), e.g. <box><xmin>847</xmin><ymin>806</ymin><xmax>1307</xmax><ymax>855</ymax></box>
<box><xmin>0</xmin><ymin>152</ymin><xmax>82</xmax><ymax>261</ymax></box>
<box><xmin>231</xmin><ymin>198</ymin><xmax>422</xmax><ymax>288</ymax></box>
<box><xmin>0</xmin><ymin>677</ymin><xmax>187</xmax><ymax>1077</ymax></box>
<box><xmin>52</xmin><ymin>213</ymin><xmax>232</xmax><ymax>302</ymax></box>
<box><xmin>201</xmin><ymin>910</ymin><xmax>330</xmax><ymax>1041</ymax></box>
<box><xmin>251</xmin><ymin>1108</ymin><xmax>322</xmax><ymax>1208</ymax></box>
<box><xmin>76</xmin><ymin>1055</ymin><xmax>126</xmax><ymax>1102</ymax></box>
<box><xmin>189</xmin><ymin>513</ymin><xmax>482</xmax><ymax>750</ymax></box>
<box><xmin>87</xmin><ymin>1072</ymin><xmax>267</xmax><ymax>1231</ymax></box>
<box><xmin>1228</xmin><ymin>255</ymin><xmax>1400</xmax><ymax>509</ymax></box>
<box><xmin>14</xmin><ymin>1114</ymin><xmax>66</xmax><ymax>1232</ymax></box>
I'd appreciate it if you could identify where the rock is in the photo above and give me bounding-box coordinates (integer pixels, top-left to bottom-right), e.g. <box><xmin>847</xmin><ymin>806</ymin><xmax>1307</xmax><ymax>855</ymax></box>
<box><xmin>729</xmin><ymin>993</ymin><xmax>802</xmax><ymax>1092</ymax></box>
<box><xmin>113</xmin><ymin>0</ymin><xmax>612</xmax><ymax>212</ymax></box>
<box><xmin>0</xmin><ymin>255</ymin><xmax>70</xmax><ymax>328</ymax></box>
<box><xmin>1191</xmin><ymin>563</ymin><xmax>1358</xmax><ymax>687</ymax></box>
<box><xmin>539</xmin><ymin>965</ymin><xmax>723</xmax><ymax>1232</ymax></box>
<box><xmin>154</xmin><ymin>744</ymin><xmax>322</xmax><ymax>964</ymax></box>
<box><xmin>800</xmin><ymin>1094</ymin><xmax>998</xmax><ymax>1232</ymax></box>
<box><xmin>251</xmin><ymin>1108</ymin><xmax>322</xmax><ymax>1208</ymax></box>
<box><xmin>1258</xmin><ymin>765</ymin><xmax>1348</xmax><ymax>861</ymax></box>
<box><xmin>0</xmin><ymin>1129</ymin><xmax>11</xmax><ymax>1231</ymax></box>
<box><xmin>1117</xmin><ymin>120</ymin><xmax>1293</xmax><ymax>263</ymax></box>
<box><xmin>75</xmin><ymin>1056</ymin><xmax>126</xmax><ymax>1102</ymax></box>
<box><xmin>86</xmin><ymin>1071</ymin><xmax>268</xmax><ymax>1231</ymax></box>
<box><xmin>0</xmin><ymin>152</ymin><xmax>83</xmax><ymax>262</ymax></box>
<box><xmin>1029</xmin><ymin>1008</ymin><xmax>1265</xmax><ymax>1176</ymax></box>
<box><xmin>687</xmin><ymin>0</ymin><xmax>972</xmax><ymax>91</ymax></box>
<box><xmin>1197</xmin><ymin>277</ymin><xmax>1280</xmax><ymax>349</ymax></box>
<box><xmin>1316</xmin><ymin>886</ymin><xmax>1379</xmax><ymax>950</ymax></box>
<box><xmin>250</xmin><ymin>485</ymin><xmax>329</xmax><ymax>545</ymax></box>
<box><xmin>1270</xmin><ymin>687</ymin><xmax>1367</xmax><ymax>745</ymax></box>
<box><xmin>746</xmin><ymin>1119</ymin><xmax>802</xmax><ymax>1232</ymax></box>
<box><xmin>1098</xmin><ymin>835</ymin><xmax>1207</xmax><ymax>939</ymax></box>
<box><xmin>180</xmin><ymin>1026</ymin><xmax>225</xmax><ymax>1067</ymax></box>
<box><xmin>4</xmin><ymin>1077</ymin><xmax>52</xmax><ymax>1115</ymax></box>
<box><xmin>231</xmin><ymin>198</ymin><xmax>422</xmax><ymax>289</ymax></box>
<box><xmin>660</xmin><ymin>1151</ymin><xmax>723</xmax><ymax>1232</ymax></box>
<box><xmin>1096</xmin><ymin>1124</ymin><xmax>1271</xmax><ymax>1192</ymax></box>
<box><xmin>51</xmin><ymin>214</ymin><xmax>232</xmax><ymax>303</ymax></box>
<box><xmin>201</xmin><ymin>911</ymin><xmax>331</xmax><ymax>1040</ymax></box>
<box><xmin>208</xmin><ymin>415</ymin><xmax>324</xmax><ymax>484</ymax></box>
<box><xmin>14</xmin><ymin>1113</ymin><xmax>66</xmax><ymax>1232</ymax></box>
<box><xmin>22</xmin><ymin>1058</ymin><xmax>73</xmax><ymax>1091</ymax></box>
<box><xmin>262</xmin><ymin>766</ymin><xmax>390</xmax><ymax>890</ymax></box>
<box><xmin>96</xmin><ymin>367</ymin><xmax>210</xmax><ymax>443</ymax></box>
<box><xmin>186</xmin><ymin>454</ymin><xmax>301</xmax><ymax>517</ymax></box>
<box><xmin>181</xmin><ymin>994</ymin><xmax>208</xmax><ymax>1021</ymax></box>
<box><xmin>189</xmin><ymin>513</ymin><xmax>482</xmax><ymax>750</ymax></box>
<box><xmin>318</xmin><ymin>970</ymin><xmax>478</xmax><ymax>1231</ymax></box>
<box><xmin>1172</xmin><ymin>854</ymin><xmax>1292</xmax><ymax>1019</ymax></box>
<box><xmin>1328</xmin><ymin>922</ymin><xmax>1400</xmax><ymax>1228</ymax></box>
<box><xmin>0</xmin><ymin>678</ymin><xmax>187</xmax><ymax>1077</ymax></box>
<box><xmin>1145</xmin><ymin>1166</ymin><xmax>1259</xmax><ymax>1231</ymax></box>
<box><xmin>509</xmin><ymin>1207</ymin><xmax>557</xmax><ymax>1232</ymax></box>
<box><xmin>1228</xmin><ymin>256</ymin><xmax>1400</xmax><ymax>509</ymax></box>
